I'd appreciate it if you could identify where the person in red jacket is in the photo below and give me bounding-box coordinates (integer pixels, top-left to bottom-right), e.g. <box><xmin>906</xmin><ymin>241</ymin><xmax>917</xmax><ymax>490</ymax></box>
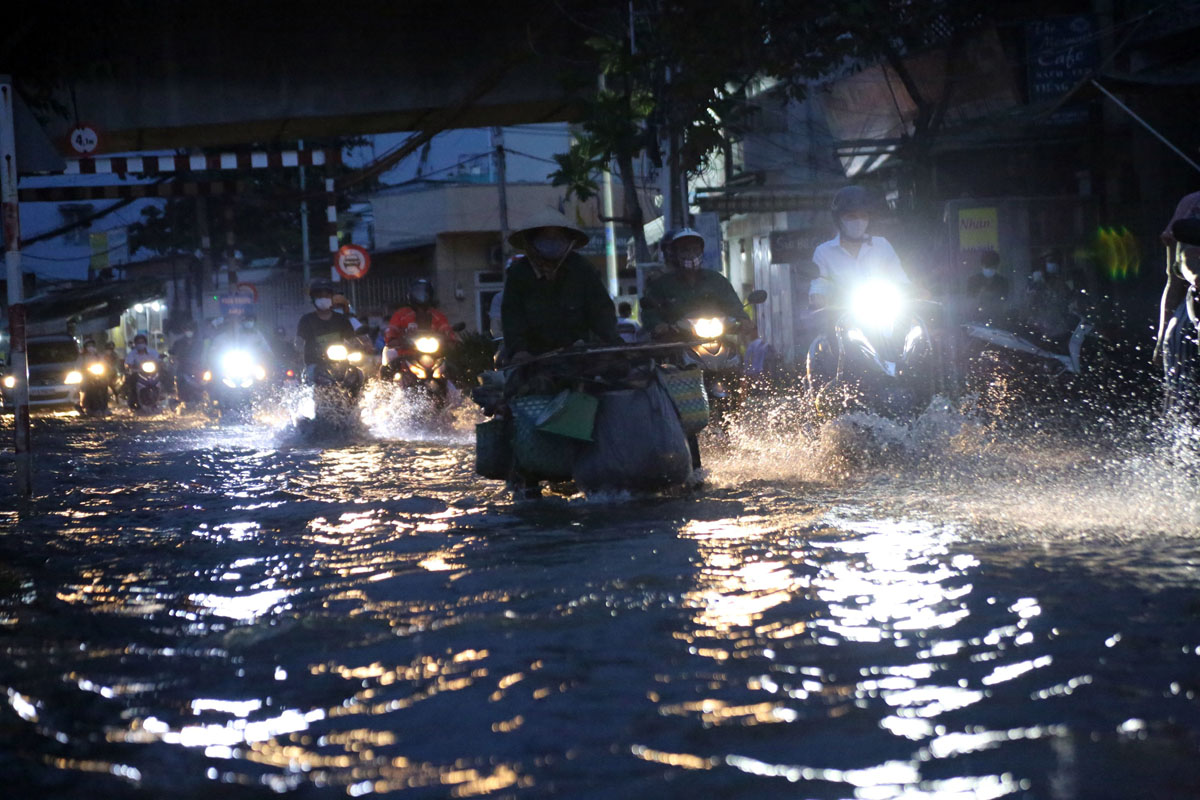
<box><xmin>384</xmin><ymin>280</ymin><xmax>457</xmax><ymax>346</ymax></box>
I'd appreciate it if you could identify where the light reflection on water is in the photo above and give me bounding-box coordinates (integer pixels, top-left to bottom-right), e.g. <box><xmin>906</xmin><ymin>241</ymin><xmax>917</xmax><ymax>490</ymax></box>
<box><xmin>0</xmin><ymin>409</ymin><xmax>1197</xmax><ymax>797</ymax></box>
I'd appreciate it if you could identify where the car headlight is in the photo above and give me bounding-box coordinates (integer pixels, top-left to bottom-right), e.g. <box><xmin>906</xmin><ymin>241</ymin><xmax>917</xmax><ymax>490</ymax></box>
<box><xmin>691</xmin><ymin>317</ymin><xmax>725</xmax><ymax>340</ymax></box>
<box><xmin>326</xmin><ymin>344</ymin><xmax>348</xmax><ymax>361</ymax></box>
<box><xmin>414</xmin><ymin>336</ymin><xmax>440</xmax><ymax>354</ymax></box>
<box><xmin>851</xmin><ymin>280</ymin><xmax>904</xmax><ymax>326</ymax></box>
<box><xmin>65</xmin><ymin>370</ymin><xmax>83</xmax><ymax>384</ymax></box>
<box><xmin>141</xmin><ymin>361</ymin><xmax>157</xmax><ymax>374</ymax></box>
<box><xmin>347</xmin><ymin>351</ymin><xmax>363</xmax><ymax>363</ymax></box>
<box><xmin>87</xmin><ymin>362</ymin><xmax>106</xmax><ymax>376</ymax></box>
<box><xmin>2</xmin><ymin>375</ymin><xmax>15</xmax><ymax>389</ymax></box>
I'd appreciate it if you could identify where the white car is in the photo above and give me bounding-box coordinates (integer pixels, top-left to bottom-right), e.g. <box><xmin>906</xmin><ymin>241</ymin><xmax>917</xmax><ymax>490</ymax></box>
<box><xmin>1</xmin><ymin>335</ymin><xmax>84</xmax><ymax>410</ymax></box>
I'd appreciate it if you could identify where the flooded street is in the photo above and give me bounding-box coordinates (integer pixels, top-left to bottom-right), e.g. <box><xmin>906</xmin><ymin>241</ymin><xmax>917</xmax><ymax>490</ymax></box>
<box><xmin>1</xmin><ymin>398</ymin><xmax>1199</xmax><ymax>799</ymax></box>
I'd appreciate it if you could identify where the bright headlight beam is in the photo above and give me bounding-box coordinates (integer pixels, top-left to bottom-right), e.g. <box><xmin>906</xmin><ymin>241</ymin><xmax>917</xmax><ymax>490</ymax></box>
<box><xmin>141</xmin><ymin>361</ymin><xmax>158</xmax><ymax>374</ymax></box>
<box><xmin>87</xmin><ymin>363</ymin><xmax>106</xmax><ymax>376</ymax></box>
<box><xmin>691</xmin><ymin>318</ymin><xmax>725</xmax><ymax>340</ymax></box>
<box><xmin>220</xmin><ymin>349</ymin><xmax>256</xmax><ymax>379</ymax></box>
<box><xmin>851</xmin><ymin>280</ymin><xmax>904</xmax><ymax>326</ymax></box>
<box><xmin>326</xmin><ymin>344</ymin><xmax>348</xmax><ymax>361</ymax></box>
<box><xmin>64</xmin><ymin>370</ymin><xmax>83</xmax><ymax>385</ymax></box>
<box><xmin>414</xmin><ymin>336</ymin><xmax>440</xmax><ymax>354</ymax></box>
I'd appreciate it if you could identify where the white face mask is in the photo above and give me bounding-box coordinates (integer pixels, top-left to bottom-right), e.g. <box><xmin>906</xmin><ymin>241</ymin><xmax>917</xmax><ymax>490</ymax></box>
<box><xmin>1045</xmin><ymin>262</ymin><xmax>1059</xmax><ymax>274</ymax></box>
<box><xmin>1031</xmin><ymin>271</ymin><xmax>1045</xmax><ymax>283</ymax></box>
<box><xmin>981</xmin><ymin>268</ymin><xmax>997</xmax><ymax>279</ymax></box>
<box><xmin>314</xmin><ymin>297</ymin><xmax>333</xmax><ymax>311</ymax></box>
<box><xmin>841</xmin><ymin>218</ymin><xmax>869</xmax><ymax>240</ymax></box>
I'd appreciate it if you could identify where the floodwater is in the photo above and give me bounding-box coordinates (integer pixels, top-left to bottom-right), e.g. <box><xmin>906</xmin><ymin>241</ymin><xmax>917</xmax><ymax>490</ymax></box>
<box><xmin>1</xmin><ymin>386</ymin><xmax>1199</xmax><ymax>799</ymax></box>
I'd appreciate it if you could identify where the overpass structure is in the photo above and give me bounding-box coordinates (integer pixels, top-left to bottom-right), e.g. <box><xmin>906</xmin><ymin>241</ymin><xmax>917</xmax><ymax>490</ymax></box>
<box><xmin>11</xmin><ymin>1</ymin><xmax>590</xmax><ymax>156</ymax></box>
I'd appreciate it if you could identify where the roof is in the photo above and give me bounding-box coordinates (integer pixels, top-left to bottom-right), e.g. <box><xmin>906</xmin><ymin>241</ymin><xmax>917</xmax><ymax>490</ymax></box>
<box><xmin>19</xmin><ymin>278</ymin><xmax>164</xmax><ymax>325</ymax></box>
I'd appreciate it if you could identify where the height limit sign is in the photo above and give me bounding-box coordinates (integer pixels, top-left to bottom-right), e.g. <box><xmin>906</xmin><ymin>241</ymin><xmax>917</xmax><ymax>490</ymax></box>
<box><xmin>67</xmin><ymin>124</ymin><xmax>102</xmax><ymax>155</ymax></box>
<box><xmin>334</xmin><ymin>244</ymin><xmax>371</xmax><ymax>280</ymax></box>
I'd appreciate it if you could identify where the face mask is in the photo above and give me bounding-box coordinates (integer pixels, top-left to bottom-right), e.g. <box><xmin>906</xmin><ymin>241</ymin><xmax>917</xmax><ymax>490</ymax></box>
<box><xmin>981</xmin><ymin>268</ymin><xmax>996</xmax><ymax>279</ymax></box>
<box><xmin>1031</xmin><ymin>271</ymin><xmax>1045</xmax><ymax>283</ymax></box>
<box><xmin>532</xmin><ymin>235</ymin><xmax>571</xmax><ymax>261</ymax></box>
<box><xmin>242</xmin><ymin>322</ymin><xmax>254</xmax><ymax>331</ymax></box>
<box><xmin>314</xmin><ymin>297</ymin><xmax>333</xmax><ymax>311</ymax></box>
<box><xmin>841</xmin><ymin>218</ymin><xmax>869</xmax><ymax>240</ymax></box>
<box><xmin>183</xmin><ymin>331</ymin><xmax>193</xmax><ymax>338</ymax></box>
<box><xmin>1045</xmin><ymin>262</ymin><xmax>1059</xmax><ymax>274</ymax></box>
<box><xmin>136</xmin><ymin>344</ymin><xmax>147</xmax><ymax>352</ymax></box>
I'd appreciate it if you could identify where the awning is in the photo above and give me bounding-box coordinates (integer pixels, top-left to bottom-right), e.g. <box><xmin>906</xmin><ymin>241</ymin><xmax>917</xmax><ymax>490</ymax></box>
<box><xmin>19</xmin><ymin>278</ymin><xmax>164</xmax><ymax>325</ymax></box>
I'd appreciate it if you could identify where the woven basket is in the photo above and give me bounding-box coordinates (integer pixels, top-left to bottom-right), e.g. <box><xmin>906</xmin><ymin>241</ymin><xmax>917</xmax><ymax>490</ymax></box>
<box><xmin>658</xmin><ymin>369</ymin><xmax>710</xmax><ymax>434</ymax></box>
<box><xmin>510</xmin><ymin>395</ymin><xmax>578</xmax><ymax>480</ymax></box>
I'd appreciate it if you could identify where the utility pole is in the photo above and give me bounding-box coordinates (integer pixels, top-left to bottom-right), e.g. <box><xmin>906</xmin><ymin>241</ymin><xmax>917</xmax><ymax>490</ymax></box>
<box><xmin>299</xmin><ymin>138</ymin><xmax>311</xmax><ymax>285</ymax></box>
<box><xmin>491</xmin><ymin>127</ymin><xmax>511</xmax><ymax>260</ymax></box>
<box><xmin>1</xmin><ymin>77</ymin><xmax>31</xmax><ymax>495</ymax></box>
<box><xmin>599</xmin><ymin>75</ymin><xmax>620</xmax><ymax>298</ymax></box>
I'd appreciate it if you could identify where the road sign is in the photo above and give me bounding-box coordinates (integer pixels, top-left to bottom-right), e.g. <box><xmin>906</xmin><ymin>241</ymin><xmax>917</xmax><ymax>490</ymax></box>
<box><xmin>67</xmin><ymin>124</ymin><xmax>101</xmax><ymax>155</ymax></box>
<box><xmin>334</xmin><ymin>244</ymin><xmax>371</xmax><ymax>280</ymax></box>
<box><xmin>219</xmin><ymin>282</ymin><xmax>258</xmax><ymax>317</ymax></box>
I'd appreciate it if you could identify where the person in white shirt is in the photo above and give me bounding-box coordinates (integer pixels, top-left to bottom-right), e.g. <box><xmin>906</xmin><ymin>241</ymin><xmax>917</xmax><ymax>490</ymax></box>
<box><xmin>809</xmin><ymin>185</ymin><xmax>911</xmax><ymax>310</ymax></box>
<box><xmin>123</xmin><ymin>333</ymin><xmax>160</xmax><ymax>406</ymax></box>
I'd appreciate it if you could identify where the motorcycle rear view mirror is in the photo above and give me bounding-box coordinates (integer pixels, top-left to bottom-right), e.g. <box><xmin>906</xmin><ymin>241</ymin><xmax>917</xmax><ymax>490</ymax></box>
<box><xmin>747</xmin><ymin>289</ymin><xmax>768</xmax><ymax>305</ymax></box>
<box><xmin>1172</xmin><ymin>218</ymin><xmax>1200</xmax><ymax>247</ymax></box>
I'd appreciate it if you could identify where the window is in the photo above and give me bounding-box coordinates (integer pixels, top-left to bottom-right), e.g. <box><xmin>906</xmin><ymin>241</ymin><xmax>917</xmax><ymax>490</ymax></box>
<box><xmin>58</xmin><ymin>204</ymin><xmax>93</xmax><ymax>246</ymax></box>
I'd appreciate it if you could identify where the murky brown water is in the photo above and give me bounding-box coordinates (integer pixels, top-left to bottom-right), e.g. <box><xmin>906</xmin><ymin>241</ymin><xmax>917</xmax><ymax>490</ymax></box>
<box><xmin>1</xmin><ymin>393</ymin><xmax>1198</xmax><ymax>798</ymax></box>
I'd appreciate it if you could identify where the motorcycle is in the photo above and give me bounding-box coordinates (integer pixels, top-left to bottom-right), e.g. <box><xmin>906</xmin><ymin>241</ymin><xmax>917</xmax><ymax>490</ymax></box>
<box><xmin>1164</xmin><ymin>218</ymin><xmax>1200</xmax><ymax>417</ymax></box>
<box><xmin>78</xmin><ymin>357</ymin><xmax>111</xmax><ymax>415</ymax></box>
<box><xmin>648</xmin><ymin>290</ymin><xmax>766</xmax><ymax>425</ymax></box>
<box><xmin>127</xmin><ymin>359</ymin><xmax>162</xmax><ymax>413</ymax></box>
<box><xmin>380</xmin><ymin>322</ymin><xmax>467</xmax><ymax>416</ymax></box>
<box><xmin>204</xmin><ymin>347</ymin><xmax>269</xmax><ymax>419</ymax></box>
<box><xmin>297</xmin><ymin>340</ymin><xmax>366</xmax><ymax>431</ymax></box>
<box><xmin>806</xmin><ymin>279</ymin><xmax>938</xmax><ymax>418</ymax></box>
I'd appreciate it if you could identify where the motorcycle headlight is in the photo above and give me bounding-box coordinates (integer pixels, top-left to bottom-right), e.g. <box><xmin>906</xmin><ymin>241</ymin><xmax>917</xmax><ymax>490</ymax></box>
<box><xmin>254</xmin><ymin>365</ymin><xmax>267</xmax><ymax>381</ymax></box>
<box><xmin>851</xmin><ymin>280</ymin><xmax>905</xmax><ymax>326</ymax></box>
<box><xmin>87</xmin><ymin>362</ymin><xmax>106</xmax><ymax>376</ymax></box>
<box><xmin>1</xmin><ymin>375</ymin><xmax>14</xmax><ymax>389</ymax></box>
<box><xmin>141</xmin><ymin>361</ymin><xmax>157</xmax><ymax>374</ymax></box>
<box><xmin>202</xmin><ymin>370</ymin><xmax>213</xmax><ymax>382</ymax></box>
<box><xmin>64</xmin><ymin>370</ymin><xmax>83</xmax><ymax>385</ymax></box>
<box><xmin>220</xmin><ymin>349</ymin><xmax>256</xmax><ymax>379</ymax></box>
<box><xmin>347</xmin><ymin>351</ymin><xmax>363</xmax><ymax>363</ymax></box>
<box><xmin>691</xmin><ymin>317</ymin><xmax>725</xmax><ymax>340</ymax></box>
<box><xmin>414</xmin><ymin>336</ymin><xmax>440</xmax><ymax>354</ymax></box>
<box><xmin>326</xmin><ymin>344</ymin><xmax>348</xmax><ymax>361</ymax></box>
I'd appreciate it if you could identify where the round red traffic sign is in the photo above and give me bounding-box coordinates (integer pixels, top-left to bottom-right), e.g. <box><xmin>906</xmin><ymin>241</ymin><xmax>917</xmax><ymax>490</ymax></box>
<box><xmin>67</xmin><ymin>124</ymin><xmax>102</xmax><ymax>155</ymax></box>
<box><xmin>334</xmin><ymin>244</ymin><xmax>371</xmax><ymax>280</ymax></box>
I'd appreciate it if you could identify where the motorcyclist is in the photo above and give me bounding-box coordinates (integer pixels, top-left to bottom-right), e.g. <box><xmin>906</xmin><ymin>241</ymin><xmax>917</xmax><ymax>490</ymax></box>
<box><xmin>809</xmin><ymin>185</ymin><xmax>912</xmax><ymax>311</ymax></box>
<box><xmin>384</xmin><ymin>279</ymin><xmax>457</xmax><ymax>348</ymax></box>
<box><xmin>212</xmin><ymin>313</ymin><xmax>272</xmax><ymax>362</ymax></box>
<box><xmin>123</xmin><ymin>333</ymin><xmax>160</xmax><ymax>407</ymax></box>
<box><xmin>295</xmin><ymin>280</ymin><xmax>363</xmax><ymax>368</ymax></box>
<box><xmin>169</xmin><ymin>321</ymin><xmax>206</xmax><ymax>402</ymax></box>
<box><xmin>1159</xmin><ymin>190</ymin><xmax>1200</xmax><ymax>411</ymax></box>
<box><xmin>641</xmin><ymin>228</ymin><xmax>752</xmax><ymax>339</ymax></box>
<box><xmin>965</xmin><ymin>249</ymin><xmax>1010</xmax><ymax>326</ymax></box>
<box><xmin>500</xmin><ymin>206</ymin><xmax>619</xmax><ymax>365</ymax></box>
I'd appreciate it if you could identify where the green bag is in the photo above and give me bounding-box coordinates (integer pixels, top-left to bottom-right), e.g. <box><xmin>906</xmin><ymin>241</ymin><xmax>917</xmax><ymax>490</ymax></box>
<box><xmin>658</xmin><ymin>368</ymin><xmax>710</xmax><ymax>434</ymax></box>
<box><xmin>536</xmin><ymin>390</ymin><xmax>599</xmax><ymax>441</ymax></box>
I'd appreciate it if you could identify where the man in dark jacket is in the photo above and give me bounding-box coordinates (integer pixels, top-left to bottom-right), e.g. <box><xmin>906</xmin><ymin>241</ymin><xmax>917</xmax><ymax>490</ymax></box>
<box><xmin>500</xmin><ymin>207</ymin><xmax>620</xmax><ymax>363</ymax></box>
<box><xmin>642</xmin><ymin>228</ymin><xmax>751</xmax><ymax>337</ymax></box>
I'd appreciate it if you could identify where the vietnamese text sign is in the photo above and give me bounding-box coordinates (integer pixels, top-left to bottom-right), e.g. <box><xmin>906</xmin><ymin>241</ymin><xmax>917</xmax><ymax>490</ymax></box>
<box><xmin>958</xmin><ymin>208</ymin><xmax>999</xmax><ymax>251</ymax></box>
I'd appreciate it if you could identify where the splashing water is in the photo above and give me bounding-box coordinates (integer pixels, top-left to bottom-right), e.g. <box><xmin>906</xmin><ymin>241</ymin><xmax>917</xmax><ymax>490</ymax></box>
<box><xmin>708</xmin><ymin>391</ymin><xmax>1200</xmax><ymax>540</ymax></box>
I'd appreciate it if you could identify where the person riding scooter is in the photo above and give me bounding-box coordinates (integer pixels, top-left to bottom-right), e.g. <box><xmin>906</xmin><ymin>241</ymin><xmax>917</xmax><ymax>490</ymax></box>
<box><xmin>642</xmin><ymin>228</ymin><xmax>753</xmax><ymax>341</ymax></box>
<box><xmin>123</xmin><ymin>333</ymin><xmax>161</xmax><ymax>409</ymax></box>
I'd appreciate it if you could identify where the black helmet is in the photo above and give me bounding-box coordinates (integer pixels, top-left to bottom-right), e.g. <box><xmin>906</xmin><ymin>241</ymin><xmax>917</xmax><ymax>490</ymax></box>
<box><xmin>831</xmin><ymin>185</ymin><xmax>873</xmax><ymax>219</ymax></box>
<box><xmin>309</xmin><ymin>279</ymin><xmax>335</xmax><ymax>300</ymax></box>
<box><xmin>409</xmin><ymin>279</ymin><xmax>432</xmax><ymax>307</ymax></box>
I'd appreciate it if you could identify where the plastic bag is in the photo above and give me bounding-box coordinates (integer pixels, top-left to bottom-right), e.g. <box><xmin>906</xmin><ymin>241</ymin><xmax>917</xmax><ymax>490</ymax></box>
<box><xmin>573</xmin><ymin>381</ymin><xmax>693</xmax><ymax>493</ymax></box>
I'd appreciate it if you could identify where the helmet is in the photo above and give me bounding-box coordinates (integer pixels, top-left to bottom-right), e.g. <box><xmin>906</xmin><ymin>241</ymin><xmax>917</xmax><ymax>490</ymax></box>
<box><xmin>409</xmin><ymin>279</ymin><xmax>432</xmax><ymax>307</ymax></box>
<box><xmin>309</xmin><ymin>279</ymin><xmax>335</xmax><ymax>300</ymax></box>
<box><xmin>831</xmin><ymin>185</ymin><xmax>873</xmax><ymax>219</ymax></box>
